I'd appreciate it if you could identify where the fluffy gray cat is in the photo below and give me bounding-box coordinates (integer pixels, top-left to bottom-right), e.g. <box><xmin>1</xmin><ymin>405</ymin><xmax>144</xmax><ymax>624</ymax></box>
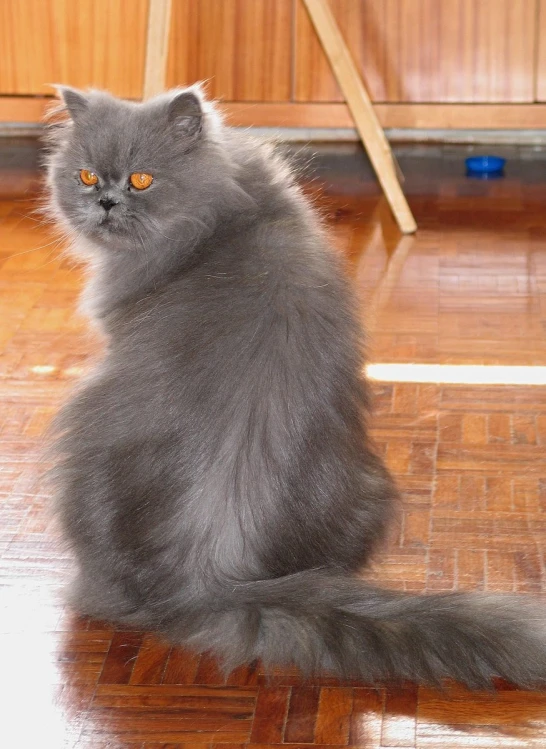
<box><xmin>46</xmin><ymin>85</ymin><xmax>546</xmax><ymax>689</ymax></box>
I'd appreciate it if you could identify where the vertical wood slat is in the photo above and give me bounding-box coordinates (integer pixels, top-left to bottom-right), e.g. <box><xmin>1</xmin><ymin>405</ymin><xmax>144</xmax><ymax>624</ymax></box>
<box><xmin>295</xmin><ymin>0</ymin><xmax>537</xmax><ymax>103</ymax></box>
<box><xmin>143</xmin><ymin>0</ymin><xmax>173</xmax><ymax>99</ymax></box>
<box><xmin>536</xmin><ymin>0</ymin><xmax>546</xmax><ymax>101</ymax></box>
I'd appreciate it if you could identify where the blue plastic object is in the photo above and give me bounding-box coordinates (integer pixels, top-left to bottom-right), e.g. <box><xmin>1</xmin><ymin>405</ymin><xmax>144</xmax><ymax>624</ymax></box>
<box><xmin>465</xmin><ymin>155</ymin><xmax>506</xmax><ymax>178</ymax></box>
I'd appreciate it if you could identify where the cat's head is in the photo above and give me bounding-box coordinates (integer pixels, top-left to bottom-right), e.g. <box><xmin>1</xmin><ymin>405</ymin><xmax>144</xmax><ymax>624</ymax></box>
<box><xmin>47</xmin><ymin>85</ymin><xmax>230</xmax><ymax>255</ymax></box>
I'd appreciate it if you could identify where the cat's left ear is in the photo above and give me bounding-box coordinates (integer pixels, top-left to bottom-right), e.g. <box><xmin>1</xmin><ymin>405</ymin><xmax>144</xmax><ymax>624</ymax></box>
<box><xmin>55</xmin><ymin>86</ymin><xmax>89</xmax><ymax>121</ymax></box>
<box><xmin>167</xmin><ymin>91</ymin><xmax>203</xmax><ymax>139</ymax></box>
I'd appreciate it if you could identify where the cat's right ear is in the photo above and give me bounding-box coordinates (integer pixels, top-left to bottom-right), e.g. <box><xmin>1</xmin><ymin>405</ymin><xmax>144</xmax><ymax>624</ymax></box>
<box><xmin>55</xmin><ymin>86</ymin><xmax>89</xmax><ymax>121</ymax></box>
<box><xmin>167</xmin><ymin>90</ymin><xmax>203</xmax><ymax>140</ymax></box>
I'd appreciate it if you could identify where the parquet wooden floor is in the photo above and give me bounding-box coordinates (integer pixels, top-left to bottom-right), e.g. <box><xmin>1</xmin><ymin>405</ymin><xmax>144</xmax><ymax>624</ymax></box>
<box><xmin>1</xmin><ymin>140</ymin><xmax>546</xmax><ymax>747</ymax></box>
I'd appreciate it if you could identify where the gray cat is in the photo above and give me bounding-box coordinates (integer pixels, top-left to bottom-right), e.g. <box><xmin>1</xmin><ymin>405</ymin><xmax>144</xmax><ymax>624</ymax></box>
<box><xmin>46</xmin><ymin>85</ymin><xmax>546</xmax><ymax>689</ymax></box>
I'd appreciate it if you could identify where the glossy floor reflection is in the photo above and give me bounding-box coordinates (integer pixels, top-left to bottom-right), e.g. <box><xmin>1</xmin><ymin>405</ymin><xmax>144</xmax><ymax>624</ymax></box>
<box><xmin>1</xmin><ymin>139</ymin><xmax>546</xmax><ymax>747</ymax></box>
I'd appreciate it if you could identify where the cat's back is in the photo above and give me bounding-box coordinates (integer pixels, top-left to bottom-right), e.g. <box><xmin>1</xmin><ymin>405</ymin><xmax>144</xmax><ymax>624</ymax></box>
<box><xmin>118</xmin><ymin>193</ymin><xmax>357</xmax><ymax>381</ymax></box>
<box><xmin>84</xmin><ymin>137</ymin><xmax>362</xmax><ymax>443</ymax></box>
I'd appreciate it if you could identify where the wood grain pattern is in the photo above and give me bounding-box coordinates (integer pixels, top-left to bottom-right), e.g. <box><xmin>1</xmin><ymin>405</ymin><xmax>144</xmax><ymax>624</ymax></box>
<box><xmin>166</xmin><ymin>0</ymin><xmax>293</xmax><ymax>101</ymax></box>
<box><xmin>0</xmin><ymin>0</ymin><xmax>149</xmax><ymax>97</ymax></box>
<box><xmin>314</xmin><ymin>687</ymin><xmax>353</xmax><ymax>743</ymax></box>
<box><xmin>295</xmin><ymin>0</ymin><xmax>537</xmax><ymax>103</ymax></box>
<box><xmin>2</xmin><ymin>141</ymin><xmax>546</xmax><ymax>745</ymax></box>
<box><xmin>249</xmin><ymin>686</ymin><xmax>290</xmax><ymax>742</ymax></box>
<box><xmin>284</xmin><ymin>685</ymin><xmax>321</xmax><ymax>742</ymax></box>
<box><xmin>537</xmin><ymin>0</ymin><xmax>546</xmax><ymax>101</ymax></box>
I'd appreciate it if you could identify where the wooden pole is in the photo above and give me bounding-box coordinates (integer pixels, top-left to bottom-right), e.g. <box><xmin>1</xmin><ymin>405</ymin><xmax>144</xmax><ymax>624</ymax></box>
<box><xmin>302</xmin><ymin>0</ymin><xmax>417</xmax><ymax>234</ymax></box>
<box><xmin>143</xmin><ymin>0</ymin><xmax>173</xmax><ymax>99</ymax></box>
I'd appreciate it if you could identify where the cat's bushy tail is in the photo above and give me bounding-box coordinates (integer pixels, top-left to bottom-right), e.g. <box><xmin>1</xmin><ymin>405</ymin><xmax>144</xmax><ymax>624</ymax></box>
<box><xmin>192</xmin><ymin>569</ymin><xmax>546</xmax><ymax>689</ymax></box>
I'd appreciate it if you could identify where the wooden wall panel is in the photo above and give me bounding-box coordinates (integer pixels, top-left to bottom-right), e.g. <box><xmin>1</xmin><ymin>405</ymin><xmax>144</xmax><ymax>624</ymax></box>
<box><xmin>295</xmin><ymin>0</ymin><xmax>537</xmax><ymax>103</ymax></box>
<box><xmin>0</xmin><ymin>0</ymin><xmax>149</xmax><ymax>98</ymax></box>
<box><xmin>51</xmin><ymin>0</ymin><xmax>149</xmax><ymax>99</ymax></box>
<box><xmin>0</xmin><ymin>1</ymin><xmax>57</xmax><ymax>95</ymax></box>
<box><xmin>537</xmin><ymin>0</ymin><xmax>546</xmax><ymax>101</ymax></box>
<box><xmin>166</xmin><ymin>0</ymin><xmax>293</xmax><ymax>101</ymax></box>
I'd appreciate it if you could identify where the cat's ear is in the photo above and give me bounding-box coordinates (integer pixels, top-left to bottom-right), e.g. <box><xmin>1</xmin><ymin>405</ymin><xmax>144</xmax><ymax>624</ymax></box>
<box><xmin>56</xmin><ymin>86</ymin><xmax>89</xmax><ymax>121</ymax></box>
<box><xmin>167</xmin><ymin>91</ymin><xmax>203</xmax><ymax>139</ymax></box>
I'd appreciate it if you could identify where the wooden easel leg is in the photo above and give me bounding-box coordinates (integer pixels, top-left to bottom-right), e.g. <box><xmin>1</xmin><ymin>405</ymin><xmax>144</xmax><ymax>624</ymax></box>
<box><xmin>302</xmin><ymin>0</ymin><xmax>417</xmax><ymax>234</ymax></box>
<box><xmin>143</xmin><ymin>0</ymin><xmax>173</xmax><ymax>99</ymax></box>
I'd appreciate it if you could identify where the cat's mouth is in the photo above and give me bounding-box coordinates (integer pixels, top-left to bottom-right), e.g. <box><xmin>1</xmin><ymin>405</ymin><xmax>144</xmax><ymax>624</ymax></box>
<box><xmin>96</xmin><ymin>215</ymin><xmax>121</xmax><ymax>234</ymax></box>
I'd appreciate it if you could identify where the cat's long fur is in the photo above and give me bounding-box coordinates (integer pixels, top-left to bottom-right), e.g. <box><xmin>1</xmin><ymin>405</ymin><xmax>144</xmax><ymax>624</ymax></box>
<box><xmin>47</xmin><ymin>86</ymin><xmax>546</xmax><ymax>689</ymax></box>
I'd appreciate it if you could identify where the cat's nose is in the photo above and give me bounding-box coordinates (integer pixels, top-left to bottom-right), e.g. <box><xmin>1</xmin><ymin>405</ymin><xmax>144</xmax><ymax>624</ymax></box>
<box><xmin>99</xmin><ymin>196</ymin><xmax>118</xmax><ymax>212</ymax></box>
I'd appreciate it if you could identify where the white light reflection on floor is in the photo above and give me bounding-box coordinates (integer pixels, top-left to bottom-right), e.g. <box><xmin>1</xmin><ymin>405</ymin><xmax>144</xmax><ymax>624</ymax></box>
<box><xmin>366</xmin><ymin>363</ymin><xmax>546</xmax><ymax>386</ymax></box>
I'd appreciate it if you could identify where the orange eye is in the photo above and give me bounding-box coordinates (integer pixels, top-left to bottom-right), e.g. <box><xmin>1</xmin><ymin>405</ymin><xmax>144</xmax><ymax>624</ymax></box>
<box><xmin>130</xmin><ymin>172</ymin><xmax>153</xmax><ymax>190</ymax></box>
<box><xmin>80</xmin><ymin>169</ymin><xmax>98</xmax><ymax>186</ymax></box>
